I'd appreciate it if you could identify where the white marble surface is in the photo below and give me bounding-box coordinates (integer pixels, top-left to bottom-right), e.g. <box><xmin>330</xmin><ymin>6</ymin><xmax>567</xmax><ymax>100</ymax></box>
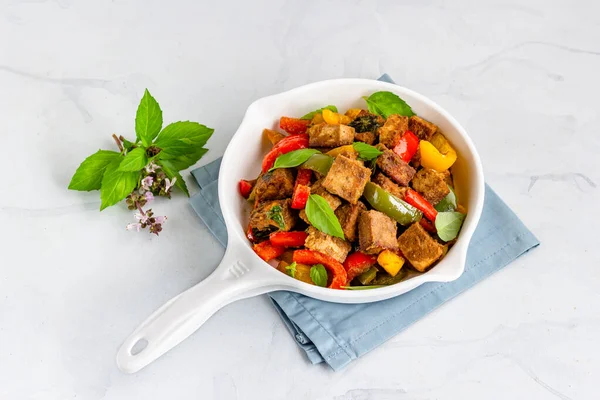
<box><xmin>1</xmin><ymin>0</ymin><xmax>599</xmax><ymax>398</ymax></box>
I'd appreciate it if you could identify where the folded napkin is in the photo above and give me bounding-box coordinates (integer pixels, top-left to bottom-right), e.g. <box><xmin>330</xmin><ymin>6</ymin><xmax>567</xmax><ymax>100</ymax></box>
<box><xmin>190</xmin><ymin>75</ymin><xmax>539</xmax><ymax>370</ymax></box>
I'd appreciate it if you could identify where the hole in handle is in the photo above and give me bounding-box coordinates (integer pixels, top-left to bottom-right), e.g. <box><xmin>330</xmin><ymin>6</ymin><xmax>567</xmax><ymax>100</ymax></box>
<box><xmin>130</xmin><ymin>338</ymin><xmax>148</xmax><ymax>356</ymax></box>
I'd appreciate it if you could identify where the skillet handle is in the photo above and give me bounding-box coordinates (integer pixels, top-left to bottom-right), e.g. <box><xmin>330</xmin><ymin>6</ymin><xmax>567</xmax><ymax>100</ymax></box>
<box><xmin>116</xmin><ymin>248</ymin><xmax>275</xmax><ymax>373</ymax></box>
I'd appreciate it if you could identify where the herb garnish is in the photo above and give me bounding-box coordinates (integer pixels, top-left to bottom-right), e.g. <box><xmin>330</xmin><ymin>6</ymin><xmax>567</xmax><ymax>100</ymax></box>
<box><xmin>310</xmin><ymin>264</ymin><xmax>328</xmax><ymax>287</ymax></box>
<box><xmin>267</xmin><ymin>205</ymin><xmax>286</xmax><ymax>230</ymax></box>
<box><xmin>305</xmin><ymin>194</ymin><xmax>345</xmax><ymax>239</ymax></box>
<box><xmin>362</xmin><ymin>91</ymin><xmax>415</xmax><ymax>118</ymax></box>
<box><xmin>68</xmin><ymin>89</ymin><xmax>213</xmax><ymax>234</ymax></box>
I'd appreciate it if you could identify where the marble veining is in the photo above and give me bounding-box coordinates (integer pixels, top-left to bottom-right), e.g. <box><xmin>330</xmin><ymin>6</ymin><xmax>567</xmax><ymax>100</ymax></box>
<box><xmin>1</xmin><ymin>0</ymin><xmax>598</xmax><ymax>399</ymax></box>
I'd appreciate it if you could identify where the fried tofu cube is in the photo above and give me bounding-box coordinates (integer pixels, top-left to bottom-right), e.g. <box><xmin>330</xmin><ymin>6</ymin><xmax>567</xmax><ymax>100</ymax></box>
<box><xmin>358</xmin><ymin>210</ymin><xmax>399</xmax><ymax>255</ymax></box>
<box><xmin>249</xmin><ymin>199</ymin><xmax>297</xmax><ymax>238</ymax></box>
<box><xmin>311</xmin><ymin>179</ymin><xmax>342</xmax><ymax>210</ymax></box>
<box><xmin>354</xmin><ymin>131</ymin><xmax>376</xmax><ymax>145</ymax></box>
<box><xmin>299</xmin><ymin>209</ymin><xmax>310</xmax><ymax>224</ymax></box>
<box><xmin>411</xmin><ymin>168</ymin><xmax>451</xmax><ymax>205</ymax></box>
<box><xmin>378</xmin><ymin>114</ymin><xmax>409</xmax><ymax>148</ymax></box>
<box><xmin>305</xmin><ymin>226</ymin><xmax>352</xmax><ymax>263</ymax></box>
<box><xmin>373</xmin><ymin>172</ymin><xmax>408</xmax><ymax>200</ymax></box>
<box><xmin>375</xmin><ymin>145</ymin><xmax>416</xmax><ymax>187</ymax></box>
<box><xmin>308</xmin><ymin>123</ymin><xmax>355</xmax><ymax>148</ymax></box>
<box><xmin>322</xmin><ymin>155</ymin><xmax>372</xmax><ymax>204</ymax></box>
<box><xmin>397</xmin><ymin>222</ymin><xmax>444</xmax><ymax>272</ymax></box>
<box><xmin>335</xmin><ymin>201</ymin><xmax>366</xmax><ymax>242</ymax></box>
<box><xmin>253</xmin><ymin>168</ymin><xmax>295</xmax><ymax>201</ymax></box>
<box><xmin>409</xmin><ymin>116</ymin><xmax>437</xmax><ymax>141</ymax></box>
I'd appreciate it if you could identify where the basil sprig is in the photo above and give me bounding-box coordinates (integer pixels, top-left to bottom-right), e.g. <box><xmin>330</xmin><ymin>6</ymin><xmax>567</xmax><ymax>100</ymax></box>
<box><xmin>362</xmin><ymin>91</ymin><xmax>415</xmax><ymax>118</ymax></box>
<box><xmin>305</xmin><ymin>194</ymin><xmax>345</xmax><ymax>239</ymax></box>
<box><xmin>69</xmin><ymin>89</ymin><xmax>213</xmax><ymax>210</ymax></box>
<box><xmin>270</xmin><ymin>149</ymin><xmax>320</xmax><ymax>171</ymax></box>
<box><xmin>310</xmin><ymin>264</ymin><xmax>328</xmax><ymax>287</ymax></box>
<box><xmin>300</xmin><ymin>105</ymin><xmax>338</xmax><ymax>120</ymax></box>
<box><xmin>435</xmin><ymin>211</ymin><xmax>466</xmax><ymax>241</ymax></box>
<box><xmin>353</xmin><ymin>142</ymin><xmax>383</xmax><ymax>161</ymax></box>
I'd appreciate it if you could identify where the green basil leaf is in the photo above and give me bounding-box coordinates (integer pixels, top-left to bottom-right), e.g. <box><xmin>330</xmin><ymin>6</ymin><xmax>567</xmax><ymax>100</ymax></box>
<box><xmin>158</xmin><ymin>147</ymin><xmax>208</xmax><ymax>170</ymax></box>
<box><xmin>270</xmin><ymin>149</ymin><xmax>320</xmax><ymax>171</ymax></box>
<box><xmin>362</xmin><ymin>91</ymin><xmax>415</xmax><ymax>118</ymax></box>
<box><xmin>154</xmin><ymin>121</ymin><xmax>214</xmax><ymax>157</ymax></box>
<box><xmin>160</xmin><ymin>160</ymin><xmax>189</xmax><ymax>197</ymax></box>
<box><xmin>135</xmin><ymin>89</ymin><xmax>163</xmax><ymax>147</ymax></box>
<box><xmin>435</xmin><ymin>185</ymin><xmax>457</xmax><ymax>212</ymax></box>
<box><xmin>341</xmin><ymin>285</ymin><xmax>386</xmax><ymax>290</ymax></box>
<box><xmin>305</xmin><ymin>194</ymin><xmax>345</xmax><ymax>239</ymax></box>
<box><xmin>300</xmin><ymin>105</ymin><xmax>338</xmax><ymax>120</ymax></box>
<box><xmin>353</xmin><ymin>142</ymin><xmax>383</xmax><ymax>161</ymax></box>
<box><xmin>118</xmin><ymin>147</ymin><xmax>148</xmax><ymax>172</ymax></box>
<box><xmin>285</xmin><ymin>262</ymin><xmax>297</xmax><ymax>278</ymax></box>
<box><xmin>266</xmin><ymin>205</ymin><xmax>285</xmax><ymax>230</ymax></box>
<box><xmin>310</xmin><ymin>264</ymin><xmax>328</xmax><ymax>287</ymax></box>
<box><xmin>435</xmin><ymin>211</ymin><xmax>466</xmax><ymax>241</ymax></box>
<box><xmin>99</xmin><ymin>158</ymin><xmax>139</xmax><ymax>210</ymax></box>
<box><xmin>68</xmin><ymin>150</ymin><xmax>121</xmax><ymax>191</ymax></box>
<box><xmin>120</xmin><ymin>137</ymin><xmax>136</xmax><ymax>151</ymax></box>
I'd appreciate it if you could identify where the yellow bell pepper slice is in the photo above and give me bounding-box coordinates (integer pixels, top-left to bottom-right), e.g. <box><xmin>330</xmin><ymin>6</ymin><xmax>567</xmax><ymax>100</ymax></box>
<box><xmin>419</xmin><ymin>132</ymin><xmax>457</xmax><ymax>172</ymax></box>
<box><xmin>322</xmin><ymin>108</ymin><xmax>351</xmax><ymax>125</ymax></box>
<box><xmin>326</xmin><ymin>145</ymin><xmax>357</xmax><ymax>157</ymax></box>
<box><xmin>345</xmin><ymin>108</ymin><xmax>363</xmax><ymax>119</ymax></box>
<box><xmin>377</xmin><ymin>250</ymin><xmax>405</xmax><ymax>277</ymax></box>
<box><xmin>310</xmin><ymin>113</ymin><xmax>325</xmax><ymax>124</ymax></box>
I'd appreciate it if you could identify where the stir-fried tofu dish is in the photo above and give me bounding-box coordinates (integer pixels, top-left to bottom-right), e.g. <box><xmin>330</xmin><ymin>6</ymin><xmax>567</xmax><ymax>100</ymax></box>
<box><xmin>238</xmin><ymin>92</ymin><xmax>466</xmax><ymax>290</ymax></box>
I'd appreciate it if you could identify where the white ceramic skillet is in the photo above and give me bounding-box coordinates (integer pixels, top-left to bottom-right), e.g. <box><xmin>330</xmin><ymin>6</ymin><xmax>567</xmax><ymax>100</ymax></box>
<box><xmin>116</xmin><ymin>79</ymin><xmax>485</xmax><ymax>373</ymax></box>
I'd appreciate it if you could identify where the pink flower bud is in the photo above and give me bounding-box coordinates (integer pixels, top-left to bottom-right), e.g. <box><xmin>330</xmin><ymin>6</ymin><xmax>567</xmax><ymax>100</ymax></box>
<box><xmin>126</xmin><ymin>223</ymin><xmax>141</xmax><ymax>232</ymax></box>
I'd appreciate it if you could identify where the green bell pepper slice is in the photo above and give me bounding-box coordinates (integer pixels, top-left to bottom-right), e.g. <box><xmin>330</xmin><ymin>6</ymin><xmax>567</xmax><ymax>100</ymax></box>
<box><xmin>357</xmin><ymin>266</ymin><xmax>378</xmax><ymax>285</ymax></box>
<box><xmin>363</xmin><ymin>182</ymin><xmax>422</xmax><ymax>225</ymax></box>
<box><xmin>300</xmin><ymin>153</ymin><xmax>333</xmax><ymax>176</ymax></box>
<box><xmin>372</xmin><ymin>268</ymin><xmax>408</xmax><ymax>285</ymax></box>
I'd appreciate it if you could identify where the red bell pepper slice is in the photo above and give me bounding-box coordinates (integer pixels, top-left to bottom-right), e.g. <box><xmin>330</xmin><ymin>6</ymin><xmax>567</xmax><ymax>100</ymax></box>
<box><xmin>291</xmin><ymin>185</ymin><xmax>310</xmax><ymax>209</ymax></box>
<box><xmin>393</xmin><ymin>131</ymin><xmax>419</xmax><ymax>163</ymax></box>
<box><xmin>238</xmin><ymin>179</ymin><xmax>254</xmax><ymax>198</ymax></box>
<box><xmin>291</xmin><ymin>169</ymin><xmax>312</xmax><ymax>209</ymax></box>
<box><xmin>419</xmin><ymin>218</ymin><xmax>437</xmax><ymax>233</ymax></box>
<box><xmin>261</xmin><ymin>134</ymin><xmax>310</xmax><ymax>172</ymax></box>
<box><xmin>269</xmin><ymin>231</ymin><xmax>308</xmax><ymax>247</ymax></box>
<box><xmin>246</xmin><ymin>224</ymin><xmax>256</xmax><ymax>242</ymax></box>
<box><xmin>343</xmin><ymin>252</ymin><xmax>377</xmax><ymax>284</ymax></box>
<box><xmin>293</xmin><ymin>249</ymin><xmax>348</xmax><ymax>290</ymax></box>
<box><xmin>405</xmin><ymin>188</ymin><xmax>438</xmax><ymax>222</ymax></box>
<box><xmin>280</xmin><ymin>116</ymin><xmax>310</xmax><ymax>135</ymax></box>
<box><xmin>295</xmin><ymin>169</ymin><xmax>312</xmax><ymax>186</ymax></box>
<box><xmin>253</xmin><ymin>240</ymin><xmax>285</xmax><ymax>262</ymax></box>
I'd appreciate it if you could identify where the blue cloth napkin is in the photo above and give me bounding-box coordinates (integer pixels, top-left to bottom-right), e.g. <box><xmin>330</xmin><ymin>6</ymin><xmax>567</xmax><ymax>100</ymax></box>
<box><xmin>189</xmin><ymin>75</ymin><xmax>539</xmax><ymax>370</ymax></box>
